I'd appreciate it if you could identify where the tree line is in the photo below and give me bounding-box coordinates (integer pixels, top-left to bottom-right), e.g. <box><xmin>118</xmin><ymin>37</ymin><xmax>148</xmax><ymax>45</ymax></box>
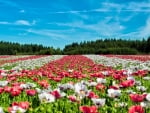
<box><xmin>0</xmin><ymin>37</ymin><xmax>150</xmax><ymax>55</ymax></box>
<box><xmin>0</xmin><ymin>41</ymin><xmax>62</xmax><ymax>55</ymax></box>
<box><xmin>63</xmin><ymin>37</ymin><xmax>150</xmax><ymax>55</ymax></box>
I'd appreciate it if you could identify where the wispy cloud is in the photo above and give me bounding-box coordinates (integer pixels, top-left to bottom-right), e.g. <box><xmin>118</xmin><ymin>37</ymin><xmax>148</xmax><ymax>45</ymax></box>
<box><xmin>139</xmin><ymin>16</ymin><xmax>150</xmax><ymax>37</ymax></box>
<box><xmin>19</xmin><ymin>10</ymin><xmax>25</xmax><ymax>13</ymax></box>
<box><xmin>101</xmin><ymin>1</ymin><xmax>150</xmax><ymax>12</ymax></box>
<box><xmin>15</xmin><ymin>20</ymin><xmax>31</xmax><ymax>26</ymax></box>
<box><xmin>0</xmin><ymin>20</ymin><xmax>36</xmax><ymax>26</ymax></box>
<box><xmin>0</xmin><ymin>0</ymin><xmax>19</xmax><ymax>8</ymax></box>
<box><xmin>0</xmin><ymin>21</ymin><xmax>10</xmax><ymax>25</ymax></box>
<box><xmin>48</xmin><ymin>17</ymin><xmax>125</xmax><ymax>38</ymax></box>
<box><xmin>110</xmin><ymin>15</ymin><xmax>150</xmax><ymax>39</ymax></box>
<box><xmin>47</xmin><ymin>1</ymin><xmax>150</xmax><ymax>15</ymax></box>
<box><xmin>26</xmin><ymin>29</ymin><xmax>72</xmax><ymax>40</ymax></box>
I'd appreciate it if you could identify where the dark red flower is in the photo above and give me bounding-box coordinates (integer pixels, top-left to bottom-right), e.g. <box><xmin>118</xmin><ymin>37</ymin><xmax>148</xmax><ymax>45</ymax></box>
<box><xmin>38</xmin><ymin>80</ymin><xmax>49</xmax><ymax>88</ymax></box>
<box><xmin>11</xmin><ymin>87</ymin><xmax>21</xmax><ymax>96</ymax></box>
<box><xmin>80</xmin><ymin>105</ymin><xmax>98</xmax><ymax>113</ymax></box>
<box><xmin>128</xmin><ymin>105</ymin><xmax>144</xmax><ymax>113</ymax></box>
<box><xmin>51</xmin><ymin>90</ymin><xmax>61</xmax><ymax>99</ymax></box>
<box><xmin>19</xmin><ymin>101</ymin><xmax>30</xmax><ymax>109</ymax></box>
<box><xmin>68</xmin><ymin>95</ymin><xmax>80</xmax><ymax>103</ymax></box>
<box><xmin>0</xmin><ymin>87</ymin><xmax>4</xmax><ymax>94</ymax></box>
<box><xmin>129</xmin><ymin>94</ymin><xmax>145</xmax><ymax>102</ymax></box>
<box><xmin>87</xmin><ymin>91</ymin><xmax>99</xmax><ymax>99</ymax></box>
<box><xmin>109</xmin><ymin>85</ymin><xmax>119</xmax><ymax>90</ymax></box>
<box><xmin>26</xmin><ymin>89</ymin><xmax>36</xmax><ymax>96</ymax></box>
<box><xmin>4</xmin><ymin>86</ymin><xmax>12</xmax><ymax>93</ymax></box>
<box><xmin>120</xmin><ymin>80</ymin><xmax>135</xmax><ymax>88</ymax></box>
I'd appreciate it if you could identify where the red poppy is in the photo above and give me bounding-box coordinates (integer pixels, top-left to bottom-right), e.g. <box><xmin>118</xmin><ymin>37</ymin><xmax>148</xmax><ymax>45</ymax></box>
<box><xmin>87</xmin><ymin>91</ymin><xmax>99</xmax><ymax>99</ymax></box>
<box><xmin>80</xmin><ymin>105</ymin><xmax>98</xmax><ymax>113</ymax></box>
<box><xmin>109</xmin><ymin>85</ymin><xmax>119</xmax><ymax>90</ymax></box>
<box><xmin>11</xmin><ymin>87</ymin><xmax>21</xmax><ymax>96</ymax></box>
<box><xmin>26</xmin><ymin>89</ymin><xmax>36</xmax><ymax>96</ymax></box>
<box><xmin>0</xmin><ymin>87</ymin><xmax>4</xmax><ymax>94</ymax></box>
<box><xmin>68</xmin><ymin>95</ymin><xmax>80</xmax><ymax>103</ymax></box>
<box><xmin>129</xmin><ymin>94</ymin><xmax>145</xmax><ymax>102</ymax></box>
<box><xmin>96</xmin><ymin>84</ymin><xmax>106</xmax><ymax>91</ymax></box>
<box><xmin>19</xmin><ymin>101</ymin><xmax>30</xmax><ymax>109</ymax></box>
<box><xmin>38</xmin><ymin>80</ymin><xmax>49</xmax><ymax>88</ymax></box>
<box><xmin>8</xmin><ymin>101</ymin><xmax>30</xmax><ymax>113</ymax></box>
<box><xmin>51</xmin><ymin>90</ymin><xmax>61</xmax><ymax>99</ymax></box>
<box><xmin>120</xmin><ymin>80</ymin><xmax>135</xmax><ymax>88</ymax></box>
<box><xmin>4</xmin><ymin>86</ymin><xmax>12</xmax><ymax>93</ymax></box>
<box><xmin>128</xmin><ymin>105</ymin><xmax>144</xmax><ymax>113</ymax></box>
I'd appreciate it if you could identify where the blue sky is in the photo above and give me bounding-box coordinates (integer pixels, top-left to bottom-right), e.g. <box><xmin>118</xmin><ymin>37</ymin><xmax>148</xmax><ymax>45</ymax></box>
<box><xmin>0</xmin><ymin>0</ymin><xmax>150</xmax><ymax>48</ymax></box>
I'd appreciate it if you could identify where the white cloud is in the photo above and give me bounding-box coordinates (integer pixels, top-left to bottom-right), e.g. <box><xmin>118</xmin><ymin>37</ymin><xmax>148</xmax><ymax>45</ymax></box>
<box><xmin>0</xmin><ymin>21</ymin><xmax>10</xmax><ymax>25</ymax></box>
<box><xmin>26</xmin><ymin>29</ymin><xmax>71</xmax><ymax>40</ymax></box>
<box><xmin>101</xmin><ymin>1</ymin><xmax>150</xmax><ymax>12</ymax></box>
<box><xmin>48</xmin><ymin>18</ymin><xmax>125</xmax><ymax>38</ymax></box>
<box><xmin>19</xmin><ymin>10</ymin><xmax>25</xmax><ymax>13</ymax></box>
<box><xmin>18</xmin><ymin>32</ymin><xmax>27</xmax><ymax>36</ymax></box>
<box><xmin>48</xmin><ymin>1</ymin><xmax>150</xmax><ymax>15</ymax></box>
<box><xmin>139</xmin><ymin>16</ymin><xmax>150</xmax><ymax>37</ymax></box>
<box><xmin>0</xmin><ymin>0</ymin><xmax>19</xmax><ymax>8</ymax></box>
<box><xmin>115</xmin><ymin>16</ymin><xmax>150</xmax><ymax>39</ymax></box>
<box><xmin>0</xmin><ymin>20</ymin><xmax>36</xmax><ymax>26</ymax></box>
<box><xmin>15</xmin><ymin>20</ymin><xmax>31</xmax><ymax>26</ymax></box>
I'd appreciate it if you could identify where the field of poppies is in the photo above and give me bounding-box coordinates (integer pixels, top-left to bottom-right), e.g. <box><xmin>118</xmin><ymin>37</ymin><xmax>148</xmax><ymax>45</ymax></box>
<box><xmin>0</xmin><ymin>55</ymin><xmax>150</xmax><ymax>113</ymax></box>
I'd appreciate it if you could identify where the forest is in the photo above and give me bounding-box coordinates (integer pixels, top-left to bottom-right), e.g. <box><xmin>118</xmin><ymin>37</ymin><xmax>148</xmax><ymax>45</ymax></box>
<box><xmin>0</xmin><ymin>37</ymin><xmax>150</xmax><ymax>55</ymax></box>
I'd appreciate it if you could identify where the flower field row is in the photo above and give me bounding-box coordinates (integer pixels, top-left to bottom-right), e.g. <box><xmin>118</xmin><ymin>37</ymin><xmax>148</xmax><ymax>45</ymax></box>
<box><xmin>0</xmin><ymin>56</ymin><xmax>32</xmax><ymax>61</ymax></box>
<box><xmin>0</xmin><ymin>55</ymin><xmax>49</xmax><ymax>66</ymax></box>
<box><xmin>1</xmin><ymin>55</ymin><xmax>64</xmax><ymax>70</ymax></box>
<box><xmin>0</xmin><ymin>56</ymin><xmax>10</xmax><ymax>59</ymax></box>
<box><xmin>0</xmin><ymin>55</ymin><xmax>149</xmax><ymax>113</ymax></box>
<box><xmin>86</xmin><ymin>55</ymin><xmax>150</xmax><ymax>72</ymax></box>
<box><xmin>102</xmin><ymin>55</ymin><xmax>150</xmax><ymax>62</ymax></box>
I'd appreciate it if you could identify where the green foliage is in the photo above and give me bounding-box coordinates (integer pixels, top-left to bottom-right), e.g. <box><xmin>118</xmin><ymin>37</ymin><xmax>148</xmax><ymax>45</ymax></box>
<box><xmin>0</xmin><ymin>37</ymin><xmax>150</xmax><ymax>55</ymax></box>
<box><xmin>63</xmin><ymin>38</ymin><xmax>150</xmax><ymax>55</ymax></box>
<box><xmin>0</xmin><ymin>41</ymin><xmax>62</xmax><ymax>55</ymax></box>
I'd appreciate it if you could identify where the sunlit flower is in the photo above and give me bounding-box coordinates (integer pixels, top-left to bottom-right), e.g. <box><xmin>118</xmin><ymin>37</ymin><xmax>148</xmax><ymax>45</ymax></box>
<box><xmin>107</xmin><ymin>89</ymin><xmax>121</xmax><ymax>98</ymax></box>
<box><xmin>96</xmin><ymin>78</ymin><xmax>106</xmax><ymax>84</ymax></box>
<box><xmin>92</xmin><ymin>98</ymin><xmax>106</xmax><ymax>107</ymax></box>
<box><xmin>135</xmin><ymin>80</ymin><xmax>141</xmax><ymax>86</ymax></box>
<box><xmin>143</xmin><ymin>77</ymin><xmax>150</xmax><ymax>80</ymax></box>
<box><xmin>146</xmin><ymin>93</ymin><xmax>150</xmax><ymax>101</ymax></box>
<box><xmin>74</xmin><ymin>82</ymin><xmax>88</xmax><ymax>94</ymax></box>
<box><xmin>38</xmin><ymin>92</ymin><xmax>55</xmax><ymax>103</ymax></box>
<box><xmin>88</xmin><ymin>82</ymin><xmax>97</xmax><ymax>87</ymax></box>
<box><xmin>0</xmin><ymin>81</ymin><xmax>8</xmax><ymax>87</ymax></box>
<box><xmin>126</xmin><ymin>90</ymin><xmax>136</xmax><ymax>94</ymax></box>
<box><xmin>0</xmin><ymin>107</ymin><xmax>4</xmax><ymax>113</ymax></box>
<box><xmin>58</xmin><ymin>83</ymin><xmax>74</xmax><ymax>91</ymax></box>
<box><xmin>141</xmin><ymin>101</ymin><xmax>150</xmax><ymax>108</ymax></box>
<box><xmin>136</xmin><ymin>86</ymin><xmax>147</xmax><ymax>92</ymax></box>
<box><xmin>114</xmin><ymin>102</ymin><xmax>127</xmax><ymax>107</ymax></box>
